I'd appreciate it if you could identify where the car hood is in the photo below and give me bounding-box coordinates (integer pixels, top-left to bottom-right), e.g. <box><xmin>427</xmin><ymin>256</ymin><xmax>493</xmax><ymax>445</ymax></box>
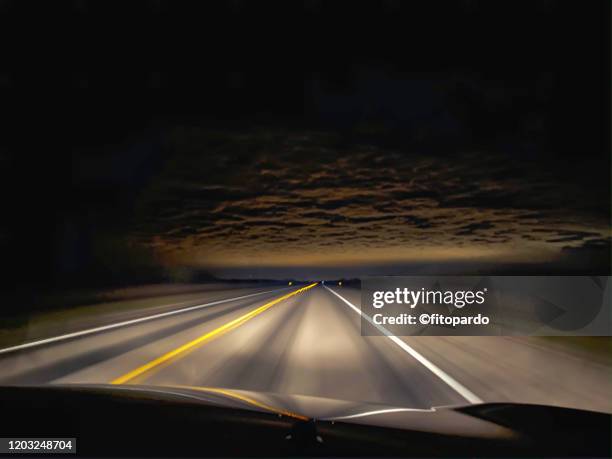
<box><xmin>99</xmin><ymin>383</ymin><xmax>508</xmax><ymax>436</ymax></box>
<box><xmin>49</xmin><ymin>383</ymin><xmax>609</xmax><ymax>440</ymax></box>
<box><xmin>1</xmin><ymin>383</ymin><xmax>610</xmax><ymax>457</ymax></box>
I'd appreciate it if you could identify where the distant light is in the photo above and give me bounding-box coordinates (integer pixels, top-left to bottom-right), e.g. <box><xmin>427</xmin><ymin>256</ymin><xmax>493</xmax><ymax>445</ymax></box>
<box><xmin>288</xmin><ymin>281</ymin><xmax>293</xmax><ymax>286</ymax></box>
<box><xmin>338</xmin><ymin>281</ymin><xmax>342</xmax><ymax>286</ymax></box>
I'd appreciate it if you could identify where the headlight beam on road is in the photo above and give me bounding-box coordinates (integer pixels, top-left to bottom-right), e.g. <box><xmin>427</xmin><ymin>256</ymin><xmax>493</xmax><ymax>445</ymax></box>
<box><xmin>111</xmin><ymin>283</ymin><xmax>318</xmax><ymax>385</ymax></box>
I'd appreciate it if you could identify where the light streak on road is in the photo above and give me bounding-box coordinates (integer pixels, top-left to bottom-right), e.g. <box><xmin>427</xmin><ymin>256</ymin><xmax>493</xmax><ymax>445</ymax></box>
<box><xmin>0</xmin><ymin>287</ymin><xmax>291</xmax><ymax>356</ymax></box>
<box><xmin>111</xmin><ymin>283</ymin><xmax>318</xmax><ymax>384</ymax></box>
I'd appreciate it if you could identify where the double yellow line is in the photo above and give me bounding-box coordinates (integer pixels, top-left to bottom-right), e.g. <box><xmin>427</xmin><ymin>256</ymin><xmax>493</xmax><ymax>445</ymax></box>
<box><xmin>111</xmin><ymin>283</ymin><xmax>318</xmax><ymax>385</ymax></box>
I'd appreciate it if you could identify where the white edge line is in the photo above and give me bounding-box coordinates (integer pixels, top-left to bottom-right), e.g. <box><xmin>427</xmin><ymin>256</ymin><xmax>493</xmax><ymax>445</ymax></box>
<box><xmin>324</xmin><ymin>285</ymin><xmax>483</xmax><ymax>404</ymax></box>
<box><xmin>0</xmin><ymin>287</ymin><xmax>291</xmax><ymax>356</ymax></box>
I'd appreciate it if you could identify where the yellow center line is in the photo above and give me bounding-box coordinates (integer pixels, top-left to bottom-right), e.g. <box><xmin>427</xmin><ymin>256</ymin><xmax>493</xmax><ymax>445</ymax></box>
<box><xmin>111</xmin><ymin>283</ymin><xmax>318</xmax><ymax>385</ymax></box>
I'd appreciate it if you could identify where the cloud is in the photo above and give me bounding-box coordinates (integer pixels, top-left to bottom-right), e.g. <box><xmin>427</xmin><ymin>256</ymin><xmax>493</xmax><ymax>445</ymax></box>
<box><xmin>456</xmin><ymin>222</ymin><xmax>495</xmax><ymax>236</ymax></box>
<box><xmin>127</xmin><ymin>128</ymin><xmax>610</xmax><ymax>272</ymax></box>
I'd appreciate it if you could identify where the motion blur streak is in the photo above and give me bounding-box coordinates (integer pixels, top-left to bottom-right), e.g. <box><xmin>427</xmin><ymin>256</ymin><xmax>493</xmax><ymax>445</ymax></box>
<box><xmin>0</xmin><ymin>288</ymin><xmax>289</xmax><ymax>356</ymax></box>
<box><xmin>111</xmin><ymin>283</ymin><xmax>318</xmax><ymax>384</ymax></box>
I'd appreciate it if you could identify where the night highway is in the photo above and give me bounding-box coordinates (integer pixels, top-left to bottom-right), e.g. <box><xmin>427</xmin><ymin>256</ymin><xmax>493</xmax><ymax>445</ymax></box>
<box><xmin>0</xmin><ymin>1</ymin><xmax>610</xmax><ymax>457</ymax></box>
<box><xmin>1</xmin><ymin>283</ymin><xmax>609</xmax><ymax>414</ymax></box>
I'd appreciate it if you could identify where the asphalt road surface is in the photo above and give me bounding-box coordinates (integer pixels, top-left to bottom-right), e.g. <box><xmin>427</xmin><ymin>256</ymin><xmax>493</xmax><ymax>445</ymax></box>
<box><xmin>1</xmin><ymin>284</ymin><xmax>610</xmax><ymax>412</ymax></box>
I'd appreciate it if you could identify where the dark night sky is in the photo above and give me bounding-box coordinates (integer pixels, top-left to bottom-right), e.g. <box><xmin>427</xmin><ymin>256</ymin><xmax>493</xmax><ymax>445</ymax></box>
<box><xmin>0</xmin><ymin>0</ymin><xmax>610</xmax><ymax>285</ymax></box>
